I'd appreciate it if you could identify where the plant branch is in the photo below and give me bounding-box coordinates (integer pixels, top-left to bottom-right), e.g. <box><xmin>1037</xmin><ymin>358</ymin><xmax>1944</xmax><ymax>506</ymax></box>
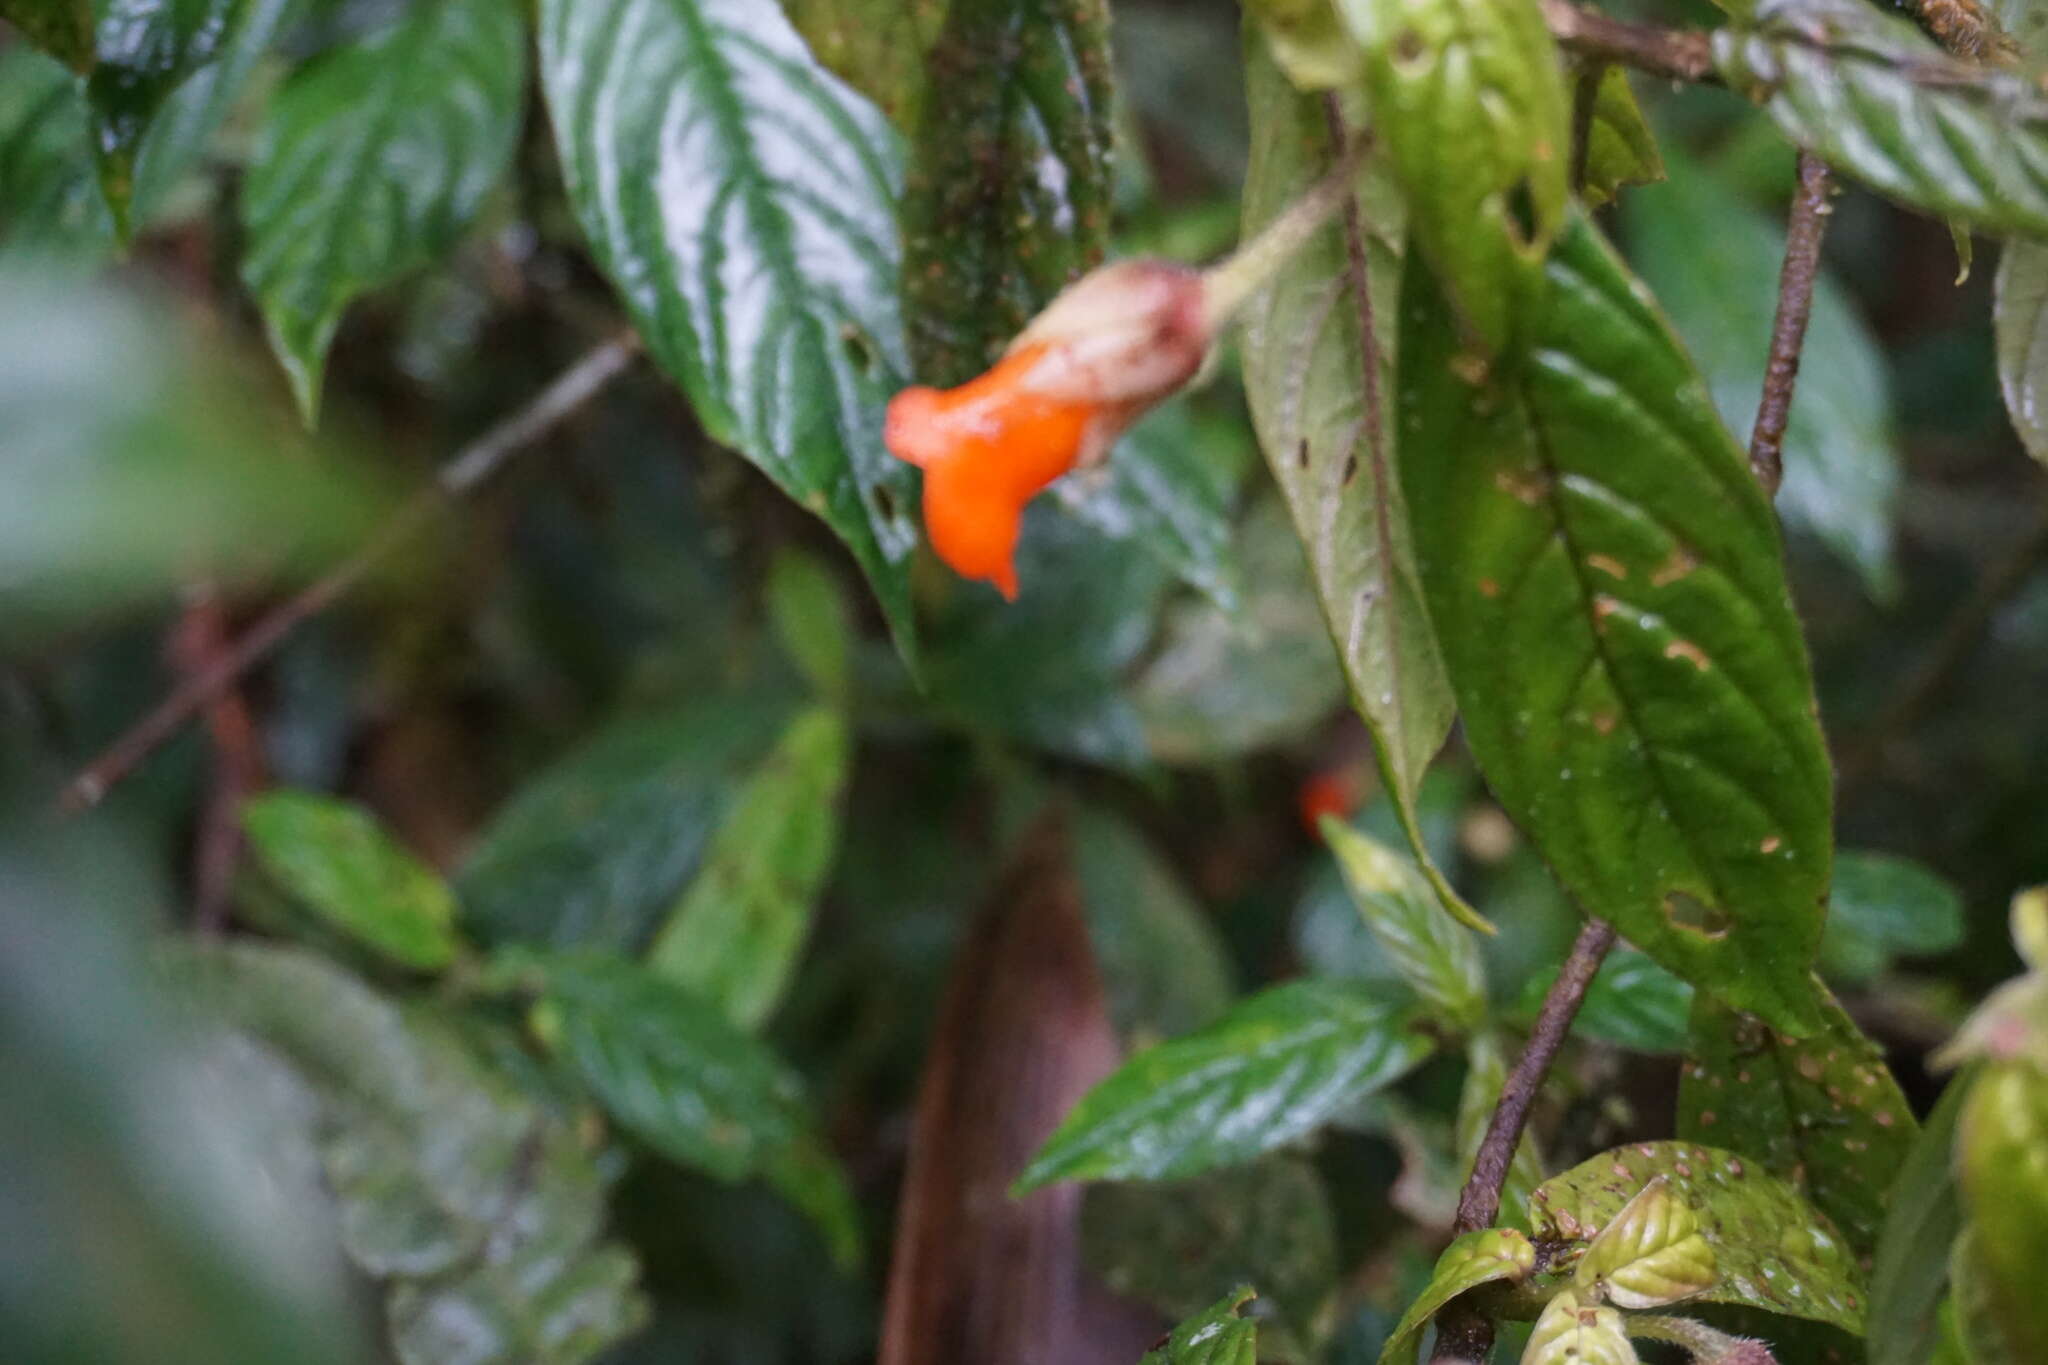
<box><xmin>1541</xmin><ymin>0</ymin><xmax>1720</xmax><ymax>85</ymax></box>
<box><xmin>1430</xmin><ymin>917</ymin><xmax>1617</xmax><ymax>1364</ymax></box>
<box><xmin>56</xmin><ymin>333</ymin><xmax>643</xmax><ymax>814</ymax></box>
<box><xmin>1749</xmin><ymin>152</ymin><xmax>1835</xmax><ymax>497</ymax></box>
<box><xmin>166</xmin><ymin>588</ymin><xmax>267</xmax><ymax>933</ymax></box>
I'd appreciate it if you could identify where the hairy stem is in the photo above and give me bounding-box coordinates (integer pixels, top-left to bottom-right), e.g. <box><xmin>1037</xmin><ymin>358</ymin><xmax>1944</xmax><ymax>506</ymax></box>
<box><xmin>1430</xmin><ymin>918</ymin><xmax>1617</xmax><ymax>1364</ymax></box>
<box><xmin>1749</xmin><ymin>152</ymin><xmax>1835</xmax><ymax>496</ymax></box>
<box><xmin>57</xmin><ymin>333</ymin><xmax>643</xmax><ymax>813</ymax></box>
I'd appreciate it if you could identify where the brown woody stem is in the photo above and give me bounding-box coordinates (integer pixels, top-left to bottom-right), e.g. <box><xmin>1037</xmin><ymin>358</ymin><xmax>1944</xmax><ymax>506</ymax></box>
<box><xmin>57</xmin><ymin>333</ymin><xmax>642</xmax><ymax>814</ymax></box>
<box><xmin>1541</xmin><ymin>0</ymin><xmax>1720</xmax><ymax>85</ymax></box>
<box><xmin>1430</xmin><ymin>918</ymin><xmax>1617</xmax><ymax>1364</ymax></box>
<box><xmin>1749</xmin><ymin>152</ymin><xmax>1835</xmax><ymax>496</ymax></box>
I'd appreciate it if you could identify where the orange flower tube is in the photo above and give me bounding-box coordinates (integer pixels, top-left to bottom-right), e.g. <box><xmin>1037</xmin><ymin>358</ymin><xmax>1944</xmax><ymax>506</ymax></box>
<box><xmin>884</xmin><ymin>147</ymin><xmax>1365</xmax><ymax>598</ymax></box>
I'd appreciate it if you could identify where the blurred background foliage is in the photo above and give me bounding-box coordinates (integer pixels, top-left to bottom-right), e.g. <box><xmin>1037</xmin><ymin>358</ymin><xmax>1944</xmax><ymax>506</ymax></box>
<box><xmin>2</xmin><ymin>0</ymin><xmax>2044</xmax><ymax>1361</ymax></box>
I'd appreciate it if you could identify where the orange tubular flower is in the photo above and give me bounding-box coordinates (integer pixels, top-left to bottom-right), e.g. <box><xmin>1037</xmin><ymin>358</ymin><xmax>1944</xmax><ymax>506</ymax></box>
<box><xmin>884</xmin><ymin>262</ymin><xmax>1207</xmax><ymax>599</ymax></box>
<box><xmin>884</xmin><ymin>148</ymin><xmax>1363</xmax><ymax>598</ymax></box>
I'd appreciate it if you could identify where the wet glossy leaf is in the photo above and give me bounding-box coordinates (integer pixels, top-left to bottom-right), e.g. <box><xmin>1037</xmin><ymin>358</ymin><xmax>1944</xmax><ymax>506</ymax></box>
<box><xmin>1069</xmin><ymin>805</ymin><xmax>1237</xmax><ymax>1042</ymax></box>
<box><xmin>646</xmin><ymin>708</ymin><xmax>850</xmax><ymax>1030</ymax></box>
<box><xmin>1956</xmin><ymin>1059</ymin><xmax>2048</xmax><ymax>1361</ymax></box>
<box><xmin>1820</xmin><ymin>850</ymin><xmax>1965</xmax><ymax>984</ymax></box>
<box><xmin>242</xmin><ymin>0</ymin><xmax>524</xmax><ymax>423</ymax></box>
<box><xmin>1516</xmin><ymin>945</ymin><xmax>1693</xmax><ymax>1054</ymax></box>
<box><xmin>1995</xmin><ymin>240</ymin><xmax>2048</xmax><ymax>467</ymax></box>
<box><xmin>1531</xmin><ymin>1141</ymin><xmax>1864</xmax><ymax>1333</ymax></box>
<box><xmin>780</xmin><ymin>0</ymin><xmax>944</xmax><ymax>128</ymax></box>
<box><xmin>181</xmin><ymin>942</ymin><xmax>649</xmax><ymax>1365</ymax></box>
<box><xmin>1239</xmin><ymin>41</ymin><xmax>1469</xmax><ymax>926</ymax></box>
<box><xmin>457</xmin><ymin>693</ymin><xmax>794</xmax><ymax>951</ymax></box>
<box><xmin>1575</xmin><ymin>1175</ymin><xmax>1717</xmax><ymax>1308</ymax></box>
<box><xmin>1579</xmin><ymin>66</ymin><xmax>1663</xmax><ymax>209</ymax></box>
<box><xmin>1015</xmin><ymin>978</ymin><xmax>1434</xmax><ymax>1190</ymax></box>
<box><xmin>84</xmin><ymin>0</ymin><xmax>239</xmax><ymax>229</ymax></box>
<box><xmin>1083</xmin><ymin>1156</ymin><xmax>1336</xmax><ymax>1360</ymax></box>
<box><xmin>1398</xmin><ymin>214</ymin><xmax>1832</xmax><ymax>1036</ymax></box>
<box><xmin>1339</xmin><ymin>0</ymin><xmax>1570</xmax><ymax>351</ymax></box>
<box><xmin>538</xmin><ymin>0</ymin><xmax>921</xmax><ymax>658</ymax></box>
<box><xmin>1869</xmin><ymin>1076</ymin><xmax>1970</xmax><ymax>1365</ymax></box>
<box><xmin>900</xmin><ymin>0</ymin><xmax>1113</xmax><ymax>385</ymax></box>
<box><xmin>1143</xmin><ymin>1289</ymin><xmax>1260</xmax><ymax>1365</ymax></box>
<box><xmin>1717</xmin><ymin>0</ymin><xmax>2048</xmax><ymax>237</ymax></box>
<box><xmin>1625</xmin><ymin>146</ymin><xmax>1901</xmax><ymax>598</ymax></box>
<box><xmin>1677</xmin><ymin>985</ymin><xmax>1917</xmax><ymax>1256</ymax></box>
<box><xmin>3</xmin><ymin>0</ymin><xmax>291</xmax><ymax>264</ymax></box>
<box><xmin>242</xmin><ymin>790</ymin><xmax>463</xmax><ymax>971</ymax></box>
<box><xmin>1322</xmin><ymin>821</ymin><xmax>1485</xmax><ymax>1029</ymax></box>
<box><xmin>533</xmin><ymin>950</ymin><xmax>861</xmax><ymax>1267</ymax></box>
<box><xmin>1376</xmin><ymin>1227</ymin><xmax>1535</xmax><ymax>1365</ymax></box>
<box><xmin>1</xmin><ymin>0</ymin><xmax>93</xmax><ymax>71</ymax></box>
<box><xmin>1129</xmin><ymin>494</ymin><xmax>1344</xmax><ymax>763</ymax></box>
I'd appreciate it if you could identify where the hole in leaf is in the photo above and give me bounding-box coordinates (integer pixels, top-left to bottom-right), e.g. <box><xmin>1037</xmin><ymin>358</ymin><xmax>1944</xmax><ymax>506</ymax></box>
<box><xmin>1391</xmin><ymin>27</ymin><xmax>1427</xmax><ymax>68</ymax></box>
<box><xmin>1502</xmin><ymin>179</ymin><xmax>1540</xmax><ymax>251</ymax></box>
<box><xmin>1341</xmin><ymin>452</ymin><xmax>1359</xmax><ymax>486</ymax></box>
<box><xmin>841</xmin><ymin>323</ymin><xmax>875</xmax><ymax>374</ymax></box>
<box><xmin>874</xmin><ymin>484</ymin><xmax>898</xmax><ymax>521</ymax></box>
<box><xmin>1296</xmin><ymin>438</ymin><xmax>1310</xmax><ymax>470</ymax></box>
<box><xmin>1663</xmin><ymin>891</ymin><xmax>1730</xmax><ymax>940</ymax></box>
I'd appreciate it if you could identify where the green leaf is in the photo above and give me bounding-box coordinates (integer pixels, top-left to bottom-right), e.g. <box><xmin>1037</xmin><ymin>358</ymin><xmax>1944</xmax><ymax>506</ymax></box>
<box><xmin>924</xmin><ymin>507</ymin><xmax>1171</xmax><ymax>767</ymax></box>
<box><xmin>1821</xmin><ymin>850</ymin><xmax>1965</xmax><ymax>984</ymax></box>
<box><xmin>242</xmin><ymin>790</ymin><xmax>464</xmax><ymax>970</ymax></box>
<box><xmin>1677</xmin><ymin>984</ymin><xmax>1916</xmax><ymax>1257</ymax></box>
<box><xmin>899</xmin><ymin>0</ymin><xmax>1113</xmax><ymax>385</ymax></box>
<box><xmin>1530</xmin><ymin>1141</ymin><xmax>1865</xmax><ymax>1334</ymax></box>
<box><xmin>1014</xmin><ymin>977</ymin><xmax>1434</xmax><ymax>1191</ymax></box>
<box><xmin>1579</xmin><ymin>66</ymin><xmax>1663</xmax><ymax>209</ymax></box>
<box><xmin>532</xmin><ymin>950</ymin><xmax>862</xmax><ymax>1267</ymax></box>
<box><xmin>1397</xmin><ymin>212</ymin><xmax>1832</xmax><ymax>1036</ymax></box>
<box><xmin>765</xmin><ymin>548</ymin><xmax>851</xmax><ymax>703</ymax></box>
<box><xmin>1321</xmin><ymin>820</ymin><xmax>1485</xmax><ymax>1029</ymax></box>
<box><xmin>1244</xmin><ymin>0</ymin><xmax>1365</xmax><ymax>90</ymax></box>
<box><xmin>179</xmin><ymin>942</ymin><xmax>649</xmax><ymax>1365</ymax></box>
<box><xmin>4</xmin><ymin>0</ymin><xmax>292</xmax><ymax>264</ymax></box>
<box><xmin>779</xmin><ymin>0</ymin><xmax>945</xmax><ymax>128</ymax></box>
<box><xmin>646</xmin><ymin>707</ymin><xmax>850</xmax><ymax>1030</ymax></box>
<box><xmin>1716</xmin><ymin>0</ymin><xmax>2048</xmax><ymax>238</ymax></box>
<box><xmin>1083</xmin><ymin>1156</ymin><xmax>1337</xmax><ymax>1360</ymax></box>
<box><xmin>1069</xmin><ymin>804</ymin><xmax>1237</xmax><ymax>1042</ymax></box>
<box><xmin>1376</xmin><ymin>1227</ymin><xmax>1535</xmax><ymax>1365</ymax></box>
<box><xmin>1995</xmin><ymin>239</ymin><xmax>2048</xmax><ymax>467</ymax></box>
<box><xmin>1574</xmin><ymin>1175</ymin><xmax>1717</xmax><ymax>1308</ymax></box>
<box><xmin>1142</xmin><ymin>1289</ymin><xmax>1260</xmax><ymax>1365</ymax></box>
<box><xmin>242</xmin><ymin>0</ymin><xmax>525</xmax><ymax>423</ymax></box>
<box><xmin>1624</xmin><ymin>143</ymin><xmax>1901</xmax><ymax>598</ymax></box>
<box><xmin>1129</xmin><ymin>494</ymin><xmax>1345</xmax><ymax>763</ymax></box>
<box><xmin>457</xmin><ymin>693</ymin><xmax>793</xmax><ymax>951</ymax></box>
<box><xmin>1956</xmin><ymin>1059</ymin><xmax>2048</xmax><ymax>1361</ymax></box>
<box><xmin>1951</xmin><ymin>1230</ymin><xmax>2019</xmax><ymax>1365</ymax></box>
<box><xmin>1515</xmin><ymin>945</ymin><xmax>1693</xmax><ymax>1054</ymax></box>
<box><xmin>1523</xmin><ymin>1290</ymin><xmax>1636</xmax><ymax>1365</ymax></box>
<box><xmin>1238</xmin><ymin>39</ymin><xmax>1472</xmax><ymax>929</ymax></box>
<box><xmin>1869</xmin><ymin>1076</ymin><xmax>1971</xmax><ymax>1365</ymax></box>
<box><xmin>1</xmin><ymin>0</ymin><xmax>94</xmax><ymax>71</ymax></box>
<box><xmin>537</xmin><ymin>0</ymin><xmax>922</xmax><ymax>660</ymax></box>
<box><xmin>1339</xmin><ymin>0</ymin><xmax>1570</xmax><ymax>351</ymax></box>
<box><xmin>1060</xmin><ymin>399</ymin><xmax>1251</xmax><ymax>612</ymax></box>
<box><xmin>0</xmin><ymin>269</ymin><xmax>383</xmax><ymax>641</ymax></box>
<box><xmin>84</xmin><ymin>0</ymin><xmax>239</xmax><ymax>230</ymax></box>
